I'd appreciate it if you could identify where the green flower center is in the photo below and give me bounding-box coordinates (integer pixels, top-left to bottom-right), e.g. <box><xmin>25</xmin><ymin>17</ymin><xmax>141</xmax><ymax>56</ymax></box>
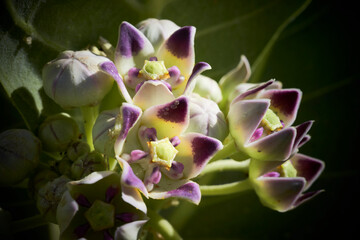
<box><xmin>148</xmin><ymin>137</ymin><xmax>178</xmax><ymax>168</ymax></box>
<box><xmin>278</xmin><ymin>160</ymin><xmax>297</xmax><ymax>178</ymax></box>
<box><xmin>84</xmin><ymin>200</ymin><xmax>115</xmax><ymax>231</ymax></box>
<box><xmin>261</xmin><ymin>109</ymin><xmax>283</xmax><ymax>132</ymax></box>
<box><xmin>139</xmin><ymin>60</ymin><xmax>170</xmax><ymax>80</ymax></box>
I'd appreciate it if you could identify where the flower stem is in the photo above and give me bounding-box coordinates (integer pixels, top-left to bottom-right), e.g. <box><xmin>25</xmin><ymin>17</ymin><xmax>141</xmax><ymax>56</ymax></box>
<box><xmin>81</xmin><ymin>105</ymin><xmax>99</xmax><ymax>151</ymax></box>
<box><xmin>199</xmin><ymin>159</ymin><xmax>250</xmax><ymax>177</ymax></box>
<box><xmin>210</xmin><ymin>137</ymin><xmax>238</xmax><ymax>162</ymax></box>
<box><xmin>10</xmin><ymin>215</ymin><xmax>47</xmax><ymax>233</ymax></box>
<box><xmin>147</xmin><ymin>209</ymin><xmax>182</xmax><ymax>240</ymax></box>
<box><xmin>200</xmin><ymin>178</ymin><xmax>252</xmax><ymax>196</ymax></box>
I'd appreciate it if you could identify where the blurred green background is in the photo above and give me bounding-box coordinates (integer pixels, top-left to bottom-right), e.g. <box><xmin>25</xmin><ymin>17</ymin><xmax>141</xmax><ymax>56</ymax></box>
<box><xmin>1</xmin><ymin>0</ymin><xmax>358</xmax><ymax>239</ymax></box>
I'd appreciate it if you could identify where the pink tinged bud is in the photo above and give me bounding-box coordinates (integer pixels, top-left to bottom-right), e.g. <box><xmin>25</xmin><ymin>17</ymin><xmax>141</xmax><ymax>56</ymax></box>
<box><xmin>42</xmin><ymin>50</ymin><xmax>114</xmax><ymax>108</ymax></box>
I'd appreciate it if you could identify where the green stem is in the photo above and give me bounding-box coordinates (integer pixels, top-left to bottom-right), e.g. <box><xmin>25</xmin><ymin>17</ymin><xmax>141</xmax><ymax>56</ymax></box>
<box><xmin>199</xmin><ymin>159</ymin><xmax>250</xmax><ymax>177</ymax></box>
<box><xmin>210</xmin><ymin>137</ymin><xmax>238</xmax><ymax>162</ymax></box>
<box><xmin>81</xmin><ymin>106</ymin><xmax>99</xmax><ymax>151</ymax></box>
<box><xmin>147</xmin><ymin>209</ymin><xmax>182</xmax><ymax>240</ymax></box>
<box><xmin>200</xmin><ymin>178</ymin><xmax>252</xmax><ymax>196</ymax></box>
<box><xmin>10</xmin><ymin>215</ymin><xmax>47</xmax><ymax>233</ymax></box>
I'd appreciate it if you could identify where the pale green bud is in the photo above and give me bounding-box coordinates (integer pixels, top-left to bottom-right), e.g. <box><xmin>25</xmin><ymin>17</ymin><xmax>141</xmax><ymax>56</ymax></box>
<box><xmin>66</xmin><ymin>141</ymin><xmax>90</xmax><ymax>162</ymax></box>
<box><xmin>38</xmin><ymin>113</ymin><xmax>79</xmax><ymax>152</ymax></box>
<box><xmin>193</xmin><ymin>75</ymin><xmax>223</xmax><ymax>103</ymax></box>
<box><xmin>42</xmin><ymin>50</ymin><xmax>114</xmax><ymax>108</ymax></box>
<box><xmin>70</xmin><ymin>151</ymin><xmax>107</xmax><ymax>180</ymax></box>
<box><xmin>0</xmin><ymin>129</ymin><xmax>41</xmax><ymax>186</ymax></box>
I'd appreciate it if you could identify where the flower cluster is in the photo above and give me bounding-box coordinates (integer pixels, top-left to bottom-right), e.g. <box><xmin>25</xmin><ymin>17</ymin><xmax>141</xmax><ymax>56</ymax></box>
<box><xmin>0</xmin><ymin>18</ymin><xmax>324</xmax><ymax>239</ymax></box>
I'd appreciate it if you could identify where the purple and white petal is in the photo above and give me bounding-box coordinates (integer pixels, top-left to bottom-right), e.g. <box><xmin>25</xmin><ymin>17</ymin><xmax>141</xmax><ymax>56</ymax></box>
<box><xmin>149</xmin><ymin>180</ymin><xmax>201</xmax><ymax>205</ymax></box>
<box><xmin>232</xmin><ymin>80</ymin><xmax>275</xmax><ymax>103</ymax></box>
<box><xmin>133</xmin><ymin>80</ymin><xmax>175</xmax><ymax>110</ymax></box>
<box><xmin>182</xmin><ymin>62</ymin><xmax>212</xmax><ymax>96</ymax></box>
<box><xmin>290</xmin><ymin>153</ymin><xmax>325</xmax><ymax>190</ymax></box>
<box><xmin>166</xmin><ymin>66</ymin><xmax>184</xmax><ymax>88</ymax></box>
<box><xmin>124</xmin><ymin>67</ymin><xmax>143</xmax><ymax>89</ymax></box>
<box><xmin>141</xmin><ymin>96</ymin><xmax>189</xmax><ymax>139</ymax></box>
<box><xmin>144</xmin><ymin>165</ymin><xmax>162</xmax><ymax>191</ymax></box>
<box><xmin>293</xmin><ymin>121</ymin><xmax>313</xmax><ymax>151</ymax></box>
<box><xmin>228</xmin><ymin>99</ymin><xmax>270</xmax><ymax>146</ymax></box>
<box><xmin>115</xmin><ymin>21</ymin><xmax>155</xmax><ymax>76</ymax></box>
<box><xmin>114</xmin><ymin>103</ymin><xmax>142</xmax><ymax>156</ymax></box>
<box><xmin>245</xmin><ymin>127</ymin><xmax>296</xmax><ymax>161</ymax></box>
<box><xmin>56</xmin><ymin>191</ymin><xmax>79</xmax><ymax>235</ymax></box>
<box><xmin>114</xmin><ymin>220</ymin><xmax>148</xmax><ymax>240</ymax></box>
<box><xmin>254</xmin><ymin>177</ymin><xmax>306</xmax><ymax>212</ymax></box>
<box><xmin>99</xmin><ymin>61</ymin><xmax>133</xmax><ymax>104</ymax></box>
<box><xmin>161</xmin><ymin>161</ymin><xmax>184</xmax><ymax>180</ymax></box>
<box><xmin>292</xmin><ymin>190</ymin><xmax>324</xmax><ymax>209</ymax></box>
<box><xmin>176</xmin><ymin>133</ymin><xmax>223</xmax><ymax>179</ymax></box>
<box><xmin>259</xmin><ymin>89</ymin><xmax>302</xmax><ymax>127</ymax></box>
<box><xmin>249</xmin><ymin>158</ymin><xmax>284</xmax><ymax>179</ymax></box>
<box><xmin>157</xmin><ymin>26</ymin><xmax>196</xmax><ymax>78</ymax></box>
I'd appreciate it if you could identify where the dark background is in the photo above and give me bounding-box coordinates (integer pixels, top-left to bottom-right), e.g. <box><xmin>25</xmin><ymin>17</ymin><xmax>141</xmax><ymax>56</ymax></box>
<box><xmin>1</xmin><ymin>0</ymin><xmax>359</xmax><ymax>239</ymax></box>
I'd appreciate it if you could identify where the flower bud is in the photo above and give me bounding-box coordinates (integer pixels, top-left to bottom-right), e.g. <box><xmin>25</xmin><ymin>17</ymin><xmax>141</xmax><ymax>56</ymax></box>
<box><xmin>71</xmin><ymin>151</ymin><xmax>107</xmax><ymax>180</ymax></box>
<box><xmin>137</xmin><ymin>18</ymin><xmax>180</xmax><ymax>51</ymax></box>
<box><xmin>38</xmin><ymin>113</ymin><xmax>80</xmax><ymax>152</ymax></box>
<box><xmin>193</xmin><ymin>75</ymin><xmax>223</xmax><ymax>103</ymax></box>
<box><xmin>36</xmin><ymin>175</ymin><xmax>70</xmax><ymax>223</ymax></box>
<box><xmin>92</xmin><ymin>108</ymin><xmax>120</xmax><ymax>157</ymax></box>
<box><xmin>42</xmin><ymin>50</ymin><xmax>114</xmax><ymax>108</ymax></box>
<box><xmin>0</xmin><ymin>129</ymin><xmax>41</xmax><ymax>186</ymax></box>
<box><xmin>28</xmin><ymin>169</ymin><xmax>59</xmax><ymax>196</ymax></box>
<box><xmin>185</xmin><ymin>94</ymin><xmax>228</xmax><ymax>142</ymax></box>
<box><xmin>66</xmin><ymin>140</ymin><xmax>90</xmax><ymax>162</ymax></box>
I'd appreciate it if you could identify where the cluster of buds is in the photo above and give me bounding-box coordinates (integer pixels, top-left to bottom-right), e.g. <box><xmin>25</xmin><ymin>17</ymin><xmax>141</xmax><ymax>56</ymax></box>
<box><xmin>0</xmin><ymin>18</ymin><xmax>324</xmax><ymax>240</ymax></box>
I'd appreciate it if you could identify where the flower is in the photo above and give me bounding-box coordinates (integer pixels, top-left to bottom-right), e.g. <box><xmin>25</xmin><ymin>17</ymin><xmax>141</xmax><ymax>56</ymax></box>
<box><xmin>249</xmin><ymin>153</ymin><xmax>325</xmax><ymax>212</ymax></box>
<box><xmin>228</xmin><ymin>80</ymin><xmax>312</xmax><ymax>161</ymax></box>
<box><xmin>56</xmin><ymin>171</ymin><xmax>147</xmax><ymax>240</ymax></box>
<box><xmin>42</xmin><ymin>50</ymin><xmax>114</xmax><ymax>108</ymax></box>
<box><xmin>95</xmin><ymin>96</ymin><xmax>222</xmax><ymax>204</ymax></box>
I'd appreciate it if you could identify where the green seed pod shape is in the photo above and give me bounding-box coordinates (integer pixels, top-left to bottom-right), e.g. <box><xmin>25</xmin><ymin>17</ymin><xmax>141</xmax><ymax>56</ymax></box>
<box><xmin>38</xmin><ymin>113</ymin><xmax>80</xmax><ymax>152</ymax></box>
<box><xmin>0</xmin><ymin>129</ymin><xmax>41</xmax><ymax>186</ymax></box>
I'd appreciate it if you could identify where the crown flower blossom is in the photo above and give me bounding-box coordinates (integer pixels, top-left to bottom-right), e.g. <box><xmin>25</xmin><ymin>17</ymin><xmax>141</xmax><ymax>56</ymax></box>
<box><xmin>249</xmin><ymin>153</ymin><xmax>325</xmax><ymax>212</ymax></box>
<box><xmin>56</xmin><ymin>171</ymin><xmax>147</xmax><ymax>240</ymax></box>
<box><xmin>227</xmin><ymin>79</ymin><xmax>313</xmax><ymax>161</ymax></box>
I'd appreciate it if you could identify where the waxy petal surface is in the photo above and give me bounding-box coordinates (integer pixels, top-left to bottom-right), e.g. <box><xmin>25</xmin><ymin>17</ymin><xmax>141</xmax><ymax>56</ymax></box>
<box><xmin>141</xmin><ymin>96</ymin><xmax>189</xmax><ymax>139</ymax></box>
<box><xmin>115</xmin><ymin>21</ymin><xmax>155</xmax><ymax>76</ymax></box>
<box><xmin>157</xmin><ymin>26</ymin><xmax>195</xmax><ymax>79</ymax></box>
<box><xmin>114</xmin><ymin>220</ymin><xmax>148</xmax><ymax>240</ymax></box>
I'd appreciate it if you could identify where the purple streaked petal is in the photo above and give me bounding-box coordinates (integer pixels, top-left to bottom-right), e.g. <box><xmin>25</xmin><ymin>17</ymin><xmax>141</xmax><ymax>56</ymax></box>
<box><xmin>290</xmin><ymin>154</ymin><xmax>325</xmax><ymax>190</ymax></box>
<box><xmin>293</xmin><ymin>121</ymin><xmax>313</xmax><ymax>151</ymax></box>
<box><xmin>116</xmin><ymin>212</ymin><xmax>138</xmax><ymax>223</ymax></box>
<box><xmin>249</xmin><ymin>127</ymin><xmax>264</xmax><ymax>143</ymax></box>
<box><xmin>166</xmin><ymin>181</ymin><xmax>201</xmax><ymax>204</ymax></box>
<box><xmin>114</xmin><ymin>103</ymin><xmax>142</xmax><ymax>156</ymax></box>
<box><xmin>99</xmin><ymin>61</ymin><xmax>133</xmax><ymax>104</ymax></box>
<box><xmin>255</xmin><ymin>177</ymin><xmax>306</xmax><ymax>212</ymax></box>
<box><xmin>133</xmin><ymin>80</ymin><xmax>175</xmax><ymax>110</ymax></box>
<box><xmin>130</xmin><ymin>150</ymin><xmax>148</xmax><ymax>162</ymax></box>
<box><xmin>157</xmin><ymin>26</ymin><xmax>195</xmax><ymax>78</ymax></box>
<box><xmin>293</xmin><ymin>190</ymin><xmax>324</xmax><ymax>209</ymax></box>
<box><xmin>117</xmin><ymin>157</ymin><xmax>148</xmax><ymax>199</ymax></box>
<box><xmin>141</xmin><ymin>96</ymin><xmax>189</xmax><ymax>139</ymax></box>
<box><xmin>166</xmin><ymin>66</ymin><xmax>183</xmax><ymax>88</ymax></box>
<box><xmin>183</xmin><ymin>62</ymin><xmax>212</xmax><ymax>95</ymax></box>
<box><xmin>170</xmin><ymin>136</ymin><xmax>181</xmax><ymax>147</ymax></box>
<box><xmin>114</xmin><ymin>220</ymin><xmax>148</xmax><ymax>240</ymax></box>
<box><xmin>74</xmin><ymin>223</ymin><xmax>90</xmax><ymax>238</ymax></box>
<box><xmin>263</xmin><ymin>171</ymin><xmax>280</xmax><ymax>177</ymax></box>
<box><xmin>176</xmin><ymin>133</ymin><xmax>223</xmax><ymax>179</ymax></box>
<box><xmin>75</xmin><ymin>194</ymin><xmax>91</xmax><ymax>208</ymax></box>
<box><xmin>298</xmin><ymin>135</ymin><xmax>311</xmax><ymax>148</ymax></box>
<box><xmin>232</xmin><ymin>80</ymin><xmax>275</xmax><ymax>104</ymax></box>
<box><xmin>115</xmin><ymin>21</ymin><xmax>155</xmax><ymax>76</ymax></box>
<box><xmin>260</xmin><ymin>89</ymin><xmax>302</xmax><ymax>127</ymax></box>
<box><xmin>103</xmin><ymin>230</ymin><xmax>114</xmax><ymax>240</ymax></box>
<box><xmin>249</xmin><ymin>159</ymin><xmax>284</xmax><ymax>179</ymax></box>
<box><xmin>246</xmin><ymin>127</ymin><xmax>296</xmax><ymax>161</ymax></box>
<box><xmin>228</xmin><ymin>99</ymin><xmax>270</xmax><ymax>146</ymax></box>
<box><xmin>105</xmin><ymin>185</ymin><xmax>120</xmax><ymax>203</ymax></box>
<box><xmin>125</xmin><ymin>67</ymin><xmax>143</xmax><ymax>89</ymax></box>
<box><xmin>161</xmin><ymin>161</ymin><xmax>184</xmax><ymax>180</ymax></box>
